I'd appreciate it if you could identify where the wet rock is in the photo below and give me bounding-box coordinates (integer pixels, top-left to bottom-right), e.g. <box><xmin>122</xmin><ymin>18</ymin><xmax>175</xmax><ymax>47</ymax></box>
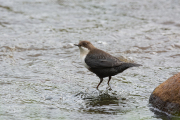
<box><xmin>149</xmin><ymin>72</ymin><xmax>180</xmax><ymax>115</ymax></box>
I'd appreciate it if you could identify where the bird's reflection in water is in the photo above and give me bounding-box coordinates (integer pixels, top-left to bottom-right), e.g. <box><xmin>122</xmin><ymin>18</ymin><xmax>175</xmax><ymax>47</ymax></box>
<box><xmin>75</xmin><ymin>90</ymin><xmax>127</xmax><ymax>114</ymax></box>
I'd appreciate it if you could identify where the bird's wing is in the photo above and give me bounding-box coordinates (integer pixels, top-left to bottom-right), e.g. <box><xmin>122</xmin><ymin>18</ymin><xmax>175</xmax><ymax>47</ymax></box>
<box><xmin>85</xmin><ymin>49</ymin><xmax>123</xmax><ymax>68</ymax></box>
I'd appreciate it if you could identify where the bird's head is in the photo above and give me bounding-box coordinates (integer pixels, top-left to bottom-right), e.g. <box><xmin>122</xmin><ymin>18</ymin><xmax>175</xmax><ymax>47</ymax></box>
<box><xmin>74</xmin><ymin>41</ymin><xmax>95</xmax><ymax>51</ymax></box>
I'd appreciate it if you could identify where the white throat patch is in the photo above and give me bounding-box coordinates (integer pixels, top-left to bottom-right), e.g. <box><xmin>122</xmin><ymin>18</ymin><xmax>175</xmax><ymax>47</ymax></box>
<box><xmin>79</xmin><ymin>46</ymin><xmax>90</xmax><ymax>69</ymax></box>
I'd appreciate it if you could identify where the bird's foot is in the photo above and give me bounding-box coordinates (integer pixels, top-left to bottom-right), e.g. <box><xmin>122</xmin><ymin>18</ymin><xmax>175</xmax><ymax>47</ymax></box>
<box><xmin>95</xmin><ymin>88</ymin><xmax>103</xmax><ymax>95</ymax></box>
<box><xmin>106</xmin><ymin>85</ymin><xmax>112</xmax><ymax>91</ymax></box>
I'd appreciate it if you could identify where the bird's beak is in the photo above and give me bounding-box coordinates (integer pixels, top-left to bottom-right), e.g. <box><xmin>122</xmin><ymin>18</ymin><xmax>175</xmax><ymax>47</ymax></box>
<box><xmin>74</xmin><ymin>44</ymin><xmax>80</xmax><ymax>47</ymax></box>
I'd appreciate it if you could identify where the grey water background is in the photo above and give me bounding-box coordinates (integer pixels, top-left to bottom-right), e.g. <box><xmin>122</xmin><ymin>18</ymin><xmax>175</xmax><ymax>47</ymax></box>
<box><xmin>0</xmin><ymin>0</ymin><xmax>180</xmax><ymax>119</ymax></box>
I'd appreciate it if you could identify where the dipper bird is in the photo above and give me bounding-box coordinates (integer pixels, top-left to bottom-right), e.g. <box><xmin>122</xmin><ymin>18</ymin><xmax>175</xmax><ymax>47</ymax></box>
<box><xmin>74</xmin><ymin>41</ymin><xmax>141</xmax><ymax>90</ymax></box>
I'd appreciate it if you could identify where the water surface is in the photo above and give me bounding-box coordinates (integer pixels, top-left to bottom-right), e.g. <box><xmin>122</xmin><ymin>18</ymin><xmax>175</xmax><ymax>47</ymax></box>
<box><xmin>0</xmin><ymin>0</ymin><xmax>180</xmax><ymax>119</ymax></box>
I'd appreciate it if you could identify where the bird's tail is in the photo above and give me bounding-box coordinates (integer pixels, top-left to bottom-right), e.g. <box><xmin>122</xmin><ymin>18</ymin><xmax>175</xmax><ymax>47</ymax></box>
<box><xmin>117</xmin><ymin>62</ymin><xmax>142</xmax><ymax>73</ymax></box>
<box><xmin>125</xmin><ymin>63</ymin><xmax>142</xmax><ymax>67</ymax></box>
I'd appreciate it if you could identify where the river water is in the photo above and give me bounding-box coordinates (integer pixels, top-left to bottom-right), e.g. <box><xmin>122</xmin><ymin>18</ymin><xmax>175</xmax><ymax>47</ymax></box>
<box><xmin>0</xmin><ymin>0</ymin><xmax>180</xmax><ymax>120</ymax></box>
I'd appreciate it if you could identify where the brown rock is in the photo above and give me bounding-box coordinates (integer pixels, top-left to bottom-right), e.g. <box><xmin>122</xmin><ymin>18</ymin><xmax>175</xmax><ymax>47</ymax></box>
<box><xmin>149</xmin><ymin>72</ymin><xmax>180</xmax><ymax>115</ymax></box>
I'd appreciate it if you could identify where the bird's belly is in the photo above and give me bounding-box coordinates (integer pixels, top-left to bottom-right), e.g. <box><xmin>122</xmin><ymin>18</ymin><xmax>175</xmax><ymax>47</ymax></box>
<box><xmin>90</xmin><ymin>63</ymin><xmax>136</xmax><ymax>78</ymax></box>
<box><xmin>89</xmin><ymin>67</ymin><xmax>118</xmax><ymax>78</ymax></box>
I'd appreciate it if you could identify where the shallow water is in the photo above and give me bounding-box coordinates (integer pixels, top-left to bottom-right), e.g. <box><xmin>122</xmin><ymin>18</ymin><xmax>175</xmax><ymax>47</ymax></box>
<box><xmin>0</xmin><ymin>0</ymin><xmax>180</xmax><ymax>119</ymax></box>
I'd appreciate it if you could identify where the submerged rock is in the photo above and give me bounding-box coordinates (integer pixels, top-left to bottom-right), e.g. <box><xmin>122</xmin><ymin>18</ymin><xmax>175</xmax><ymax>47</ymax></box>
<box><xmin>149</xmin><ymin>72</ymin><xmax>180</xmax><ymax>115</ymax></box>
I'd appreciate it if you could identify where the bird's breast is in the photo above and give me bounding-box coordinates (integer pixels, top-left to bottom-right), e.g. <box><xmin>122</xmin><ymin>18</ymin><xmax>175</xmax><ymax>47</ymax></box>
<box><xmin>80</xmin><ymin>54</ymin><xmax>90</xmax><ymax>69</ymax></box>
<box><xmin>79</xmin><ymin>46</ymin><xmax>90</xmax><ymax>69</ymax></box>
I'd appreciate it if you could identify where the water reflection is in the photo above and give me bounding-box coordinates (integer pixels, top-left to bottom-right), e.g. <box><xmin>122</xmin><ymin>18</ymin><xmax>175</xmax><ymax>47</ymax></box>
<box><xmin>149</xmin><ymin>105</ymin><xmax>180</xmax><ymax>120</ymax></box>
<box><xmin>75</xmin><ymin>90</ymin><xmax>130</xmax><ymax>114</ymax></box>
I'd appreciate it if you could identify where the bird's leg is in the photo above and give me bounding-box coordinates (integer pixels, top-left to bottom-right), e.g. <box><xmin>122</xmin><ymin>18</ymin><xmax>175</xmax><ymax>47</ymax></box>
<box><xmin>96</xmin><ymin>78</ymin><xmax>103</xmax><ymax>90</ymax></box>
<box><xmin>107</xmin><ymin>76</ymin><xmax>112</xmax><ymax>90</ymax></box>
<box><xmin>107</xmin><ymin>76</ymin><xmax>111</xmax><ymax>86</ymax></box>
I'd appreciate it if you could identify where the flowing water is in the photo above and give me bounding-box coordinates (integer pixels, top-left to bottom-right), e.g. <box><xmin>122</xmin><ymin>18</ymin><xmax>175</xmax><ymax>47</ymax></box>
<box><xmin>0</xmin><ymin>0</ymin><xmax>180</xmax><ymax>119</ymax></box>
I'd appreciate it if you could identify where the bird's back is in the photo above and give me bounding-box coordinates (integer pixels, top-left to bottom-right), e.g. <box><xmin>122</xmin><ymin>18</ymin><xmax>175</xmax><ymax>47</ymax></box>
<box><xmin>85</xmin><ymin>48</ymin><xmax>124</xmax><ymax>68</ymax></box>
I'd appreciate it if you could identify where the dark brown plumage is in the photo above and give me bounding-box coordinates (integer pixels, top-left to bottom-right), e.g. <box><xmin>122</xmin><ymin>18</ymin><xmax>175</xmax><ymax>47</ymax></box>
<box><xmin>74</xmin><ymin>41</ymin><xmax>141</xmax><ymax>89</ymax></box>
